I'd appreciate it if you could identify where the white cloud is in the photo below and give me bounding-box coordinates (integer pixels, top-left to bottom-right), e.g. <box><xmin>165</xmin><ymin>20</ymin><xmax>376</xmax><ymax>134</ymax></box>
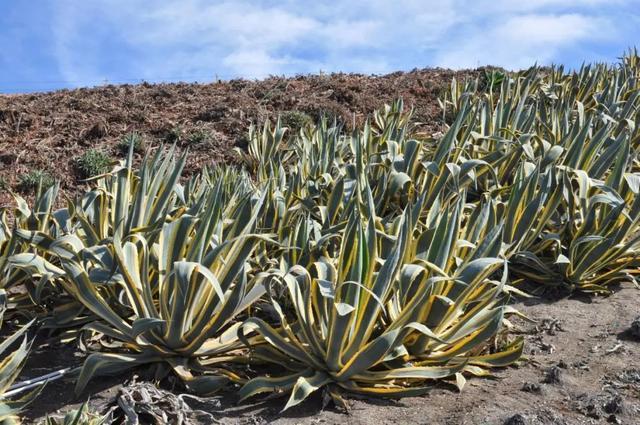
<box><xmin>319</xmin><ymin>20</ymin><xmax>381</xmax><ymax>49</ymax></box>
<box><xmin>222</xmin><ymin>49</ymin><xmax>320</xmax><ymax>76</ymax></box>
<box><xmin>140</xmin><ymin>2</ymin><xmax>318</xmax><ymax>48</ymax></box>
<box><xmin>474</xmin><ymin>0</ymin><xmax>625</xmax><ymax>13</ymax></box>
<box><xmin>47</xmin><ymin>0</ymin><xmax>637</xmax><ymax>86</ymax></box>
<box><xmin>435</xmin><ymin>13</ymin><xmax>614</xmax><ymax>69</ymax></box>
<box><xmin>52</xmin><ymin>4</ymin><xmax>101</xmax><ymax>85</ymax></box>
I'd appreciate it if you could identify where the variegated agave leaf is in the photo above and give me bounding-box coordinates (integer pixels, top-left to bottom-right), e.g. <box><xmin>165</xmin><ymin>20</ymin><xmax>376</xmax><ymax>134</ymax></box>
<box><xmin>0</xmin><ymin>290</ymin><xmax>42</xmax><ymax>423</ymax></box>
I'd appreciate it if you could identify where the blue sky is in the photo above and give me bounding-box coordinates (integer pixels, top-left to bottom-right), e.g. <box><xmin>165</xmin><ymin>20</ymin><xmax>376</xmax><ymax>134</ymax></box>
<box><xmin>1</xmin><ymin>0</ymin><xmax>638</xmax><ymax>93</ymax></box>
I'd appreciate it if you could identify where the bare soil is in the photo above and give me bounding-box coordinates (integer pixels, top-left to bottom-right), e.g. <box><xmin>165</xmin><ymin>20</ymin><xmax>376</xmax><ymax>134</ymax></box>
<box><xmin>21</xmin><ymin>286</ymin><xmax>640</xmax><ymax>424</ymax></box>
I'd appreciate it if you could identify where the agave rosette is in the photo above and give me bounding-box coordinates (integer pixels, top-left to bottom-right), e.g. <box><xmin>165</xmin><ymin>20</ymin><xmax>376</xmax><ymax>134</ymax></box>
<box><xmin>238</xmin><ymin>185</ymin><xmax>522</xmax><ymax>410</ymax></box>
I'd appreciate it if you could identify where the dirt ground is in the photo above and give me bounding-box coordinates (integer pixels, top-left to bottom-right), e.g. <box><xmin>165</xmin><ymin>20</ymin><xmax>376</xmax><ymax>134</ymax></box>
<box><xmin>21</xmin><ymin>285</ymin><xmax>640</xmax><ymax>425</ymax></box>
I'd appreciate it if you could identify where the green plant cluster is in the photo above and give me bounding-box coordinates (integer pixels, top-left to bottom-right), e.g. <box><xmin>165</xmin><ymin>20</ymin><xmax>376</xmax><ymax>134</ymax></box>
<box><xmin>75</xmin><ymin>149</ymin><xmax>112</xmax><ymax>179</ymax></box>
<box><xmin>18</xmin><ymin>170</ymin><xmax>54</xmax><ymax>192</ymax></box>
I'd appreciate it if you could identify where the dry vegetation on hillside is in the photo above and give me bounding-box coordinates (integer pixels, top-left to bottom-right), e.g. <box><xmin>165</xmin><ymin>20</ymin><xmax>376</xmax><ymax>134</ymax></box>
<box><xmin>0</xmin><ymin>68</ymin><xmax>475</xmax><ymax>205</ymax></box>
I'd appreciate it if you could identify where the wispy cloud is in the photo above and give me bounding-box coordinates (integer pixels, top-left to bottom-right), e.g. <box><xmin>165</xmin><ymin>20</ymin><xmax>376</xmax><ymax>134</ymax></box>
<box><xmin>435</xmin><ymin>13</ymin><xmax>615</xmax><ymax>69</ymax></box>
<box><xmin>1</xmin><ymin>0</ymin><xmax>638</xmax><ymax>92</ymax></box>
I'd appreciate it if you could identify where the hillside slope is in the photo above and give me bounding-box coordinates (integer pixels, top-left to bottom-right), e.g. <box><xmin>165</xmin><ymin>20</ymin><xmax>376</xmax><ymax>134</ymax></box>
<box><xmin>0</xmin><ymin>68</ymin><xmax>475</xmax><ymax>205</ymax></box>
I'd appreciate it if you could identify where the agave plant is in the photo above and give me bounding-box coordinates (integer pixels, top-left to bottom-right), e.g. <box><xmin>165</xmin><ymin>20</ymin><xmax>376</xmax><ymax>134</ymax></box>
<box><xmin>7</xmin><ymin>145</ymin><xmax>195</xmax><ymax>328</ymax></box>
<box><xmin>436</xmin><ymin>50</ymin><xmax>640</xmax><ymax>292</ymax></box>
<box><xmin>73</xmin><ymin>144</ymin><xmax>187</xmax><ymax>244</ymax></box>
<box><xmin>24</xmin><ymin>186</ymin><xmax>272</xmax><ymax>394</ymax></box>
<box><xmin>238</xmin><ymin>192</ymin><xmax>522</xmax><ymax>410</ymax></box>
<box><xmin>0</xmin><ymin>183</ymin><xmax>74</xmax><ymax>320</ymax></box>
<box><xmin>0</xmin><ymin>183</ymin><xmax>60</xmax><ymax>289</ymax></box>
<box><xmin>235</xmin><ymin>120</ymin><xmax>290</xmax><ymax>182</ymax></box>
<box><xmin>6</xmin><ymin>148</ymin><xmax>274</xmax><ymax>390</ymax></box>
<box><xmin>0</xmin><ymin>291</ymin><xmax>40</xmax><ymax>424</ymax></box>
<box><xmin>511</xmin><ymin>169</ymin><xmax>640</xmax><ymax>292</ymax></box>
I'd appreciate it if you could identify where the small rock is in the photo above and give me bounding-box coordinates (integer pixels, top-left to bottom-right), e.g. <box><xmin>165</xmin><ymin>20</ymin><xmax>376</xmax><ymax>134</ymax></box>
<box><xmin>543</xmin><ymin>366</ymin><xmax>562</xmax><ymax>384</ymax></box>
<box><xmin>629</xmin><ymin>316</ymin><xmax>640</xmax><ymax>339</ymax></box>
<box><xmin>573</xmin><ymin>393</ymin><xmax>606</xmax><ymax>419</ymax></box>
<box><xmin>603</xmin><ymin>395</ymin><xmax>624</xmax><ymax>414</ymax></box>
<box><xmin>0</xmin><ymin>153</ymin><xmax>17</xmax><ymax>164</ymax></box>
<box><xmin>619</xmin><ymin>368</ymin><xmax>640</xmax><ymax>384</ymax></box>
<box><xmin>607</xmin><ymin>414</ymin><xmax>621</xmax><ymax>424</ymax></box>
<box><xmin>585</xmin><ymin>404</ymin><xmax>600</xmax><ymax>419</ymax></box>
<box><xmin>521</xmin><ymin>382</ymin><xmax>541</xmax><ymax>393</ymax></box>
<box><xmin>572</xmin><ymin>360</ymin><xmax>590</xmax><ymax>371</ymax></box>
<box><xmin>557</xmin><ymin>360</ymin><xmax>568</xmax><ymax>369</ymax></box>
<box><xmin>82</xmin><ymin>121</ymin><xmax>108</xmax><ymax>140</ymax></box>
<box><xmin>538</xmin><ymin>318</ymin><xmax>564</xmax><ymax>335</ymax></box>
<box><xmin>539</xmin><ymin>342</ymin><xmax>555</xmax><ymax>354</ymax></box>
<box><xmin>195</xmin><ymin>107</ymin><xmax>226</xmax><ymax>122</ymax></box>
<box><xmin>504</xmin><ymin>414</ymin><xmax>526</xmax><ymax>425</ymax></box>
